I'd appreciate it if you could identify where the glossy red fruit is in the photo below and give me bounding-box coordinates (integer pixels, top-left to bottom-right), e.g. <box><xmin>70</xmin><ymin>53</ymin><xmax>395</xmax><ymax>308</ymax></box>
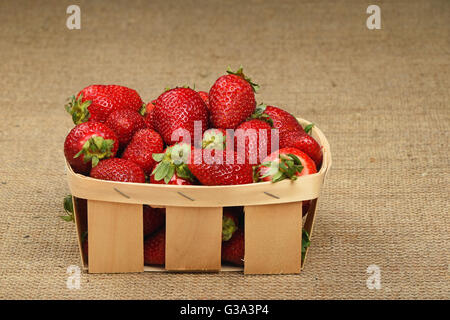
<box><xmin>251</xmin><ymin>104</ymin><xmax>305</xmax><ymax>137</ymax></box>
<box><xmin>235</xmin><ymin>119</ymin><xmax>273</xmax><ymax>165</ymax></box>
<box><xmin>222</xmin><ymin>228</ymin><xmax>245</xmax><ymax>266</ymax></box>
<box><xmin>143</xmin><ymin>205</ymin><xmax>165</xmax><ymax>237</ymax></box>
<box><xmin>198</xmin><ymin>91</ymin><xmax>209</xmax><ymax>109</ymax></box>
<box><xmin>64</xmin><ymin>121</ymin><xmax>119</xmax><ymax>174</ymax></box>
<box><xmin>66</xmin><ymin>85</ymin><xmax>143</xmax><ymax>124</ymax></box>
<box><xmin>280</xmin><ymin>132</ymin><xmax>323</xmax><ymax>168</ymax></box>
<box><xmin>150</xmin><ymin>172</ymin><xmax>193</xmax><ymax>185</ymax></box>
<box><xmin>258</xmin><ymin>147</ymin><xmax>317</xmax><ymax>182</ymax></box>
<box><xmin>209</xmin><ymin>67</ymin><xmax>258</xmax><ymax>129</ymax></box>
<box><xmin>105</xmin><ymin>109</ymin><xmax>146</xmax><ymax>149</ymax></box>
<box><xmin>122</xmin><ymin>128</ymin><xmax>164</xmax><ymax>174</ymax></box>
<box><xmin>153</xmin><ymin>87</ymin><xmax>208</xmax><ymax>145</ymax></box>
<box><xmin>144</xmin><ymin>229</ymin><xmax>165</xmax><ymax>265</ymax></box>
<box><xmin>143</xmin><ymin>102</ymin><xmax>156</xmax><ymax>129</ymax></box>
<box><xmin>222</xmin><ymin>209</ymin><xmax>240</xmax><ymax>241</ymax></box>
<box><xmin>90</xmin><ymin>158</ymin><xmax>146</xmax><ymax>183</ymax></box>
<box><xmin>188</xmin><ymin>149</ymin><xmax>253</xmax><ymax>186</ymax></box>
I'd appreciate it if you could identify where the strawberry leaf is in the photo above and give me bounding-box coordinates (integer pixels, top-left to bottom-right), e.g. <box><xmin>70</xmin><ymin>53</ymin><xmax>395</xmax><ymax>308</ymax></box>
<box><xmin>304</xmin><ymin>123</ymin><xmax>315</xmax><ymax>135</ymax></box>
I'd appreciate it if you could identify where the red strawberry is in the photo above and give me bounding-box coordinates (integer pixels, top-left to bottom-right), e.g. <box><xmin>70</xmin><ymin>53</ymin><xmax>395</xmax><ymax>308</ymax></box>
<box><xmin>280</xmin><ymin>131</ymin><xmax>323</xmax><ymax>168</ymax></box>
<box><xmin>222</xmin><ymin>228</ymin><xmax>245</xmax><ymax>266</ymax></box>
<box><xmin>198</xmin><ymin>91</ymin><xmax>209</xmax><ymax>109</ymax></box>
<box><xmin>222</xmin><ymin>208</ymin><xmax>240</xmax><ymax>241</ymax></box>
<box><xmin>142</xmin><ymin>102</ymin><xmax>156</xmax><ymax>129</ymax></box>
<box><xmin>150</xmin><ymin>143</ymin><xmax>196</xmax><ymax>184</ymax></box>
<box><xmin>143</xmin><ymin>205</ymin><xmax>165</xmax><ymax>236</ymax></box>
<box><xmin>66</xmin><ymin>85</ymin><xmax>144</xmax><ymax>124</ymax></box>
<box><xmin>251</xmin><ymin>104</ymin><xmax>305</xmax><ymax>137</ymax></box>
<box><xmin>144</xmin><ymin>228</ymin><xmax>165</xmax><ymax>265</ymax></box>
<box><xmin>64</xmin><ymin>121</ymin><xmax>119</xmax><ymax>174</ymax></box>
<box><xmin>105</xmin><ymin>109</ymin><xmax>146</xmax><ymax>149</ymax></box>
<box><xmin>153</xmin><ymin>87</ymin><xmax>208</xmax><ymax>145</ymax></box>
<box><xmin>209</xmin><ymin>67</ymin><xmax>258</xmax><ymax>129</ymax></box>
<box><xmin>122</xmin><ymin>128</ymin><xmax>164</xmax><ymax>174</ymax></box>
<box><xmin>150</xmin><ymin>172</ymin><xmax>193</xmax><ymax>185</ymax></box>
<box><xmin>257</xmin><ymin>147</ymin><xmax>317</xmax><ymax>182</ymax></box>
<box><xmin>235</xmin><ymin>119</ymin><xmax>274</xmax><ymax>165</ymax></box>
<box><xmin>188</xmin><ymin>149</ymin><xmax>253</xmax><ymax>186</ymax></box>
<box><xmin>90</xmin><ymin>158</ymin><xmax>146</xmax><ymax>183</ymax></box>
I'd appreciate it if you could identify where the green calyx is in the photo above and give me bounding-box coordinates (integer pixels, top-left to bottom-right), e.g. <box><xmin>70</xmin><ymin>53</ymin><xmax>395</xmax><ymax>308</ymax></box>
<box><xmin>302</xmin><ymin>229</ymin><xmax>311</xmax><ymax>261</ymax></box>
<box><xmin>249</xmin><ymin>103</ymin><xmax>273</xmax><ymax>126</ymax></box>
<box><xmin>139</xmin><ymin>103</ymin><xmax>147</xmax><ymax>116</ymax></box>
<box><xmin>260</xmin><ymin>153</ymin><xmax>304</xmax><ymax>183</ymax></box>
<box><xmin>202</xmin><ymin>130</ymin><xmax>226</xmax><ymax>150</ymax></box>
<box><xmin>151</xmin><ymin>144</ymin><xmax>195</xmax><ymax>184</ymax></box>
<box><xmin>60</xmin><ymin>195</ymin><xmax>74</xmax><ymax>222</ymax></box>
<box><xmin>74</xmin><ymin>136</ymin><xmax>116</xmax><ymax>167</ymax></box>
<box><xmin>227</xmin><ymin>65</ymin><xmax>260</xmax><ymax>93</ymax></box>
<box><xmin>65</xmin><ymin>94</ymin><xmax>92</xmax><ymax>125</ymax></box>
<box><xmin>222</xmin><ymin>216</ymin><xmax>238</xmax><ymax>241</ymax></box>
<box><xmin>304</xmin><ymin>123</ymin><xmax>315</xmax><ymax>135</ymax></box>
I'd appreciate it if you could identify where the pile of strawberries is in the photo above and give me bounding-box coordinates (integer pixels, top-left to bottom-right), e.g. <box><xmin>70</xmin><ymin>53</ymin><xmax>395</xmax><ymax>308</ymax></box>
<box><xmin>63</xmin><ymin>67</ymin><xmax>322</xmax><ymax>266</ymax></box>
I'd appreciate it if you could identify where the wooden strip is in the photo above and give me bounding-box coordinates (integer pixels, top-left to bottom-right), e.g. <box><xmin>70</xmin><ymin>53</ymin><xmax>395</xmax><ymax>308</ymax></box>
<box><xmin>72</xmin><ymin>196</ymin><xmax>87</xmax><ymax>269</ymax></box>
<box><xmin>244</xmin><ymin>202</ymin><xmax>303</xmax><ymax>274</ymax></box>
<box><xmin>302</xmin><ymin>198</ymin><xmax>319</xmax><ymax>269</ymax></box>
<box><xmin>87</xmin><ymin>200</ymin><xmax>143</xmax><ymax>273</ymax></box>
<box><xmin>165</xmin><ymin>206</ymin><xmax>222</xmax><ymax>271</ymax></box>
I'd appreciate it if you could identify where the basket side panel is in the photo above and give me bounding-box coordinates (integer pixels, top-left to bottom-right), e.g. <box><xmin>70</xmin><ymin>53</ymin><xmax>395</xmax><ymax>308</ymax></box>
<box><xmin>165</xmin><ymin>206</ymin><xmax>222</xmax><ymax>271</ymax></box>
<box><xmin>244</xmin><ymin>202</ymin><xmax>302</xmax><ymax>274</ymax></box>
<box><xmin>87</xmin><ymin>200</ymin><xmax>144</xmax><ymax>273</ymax></box>
<box><xmin>302</xmin><ymin>198</ymin><xmax>319</xmax><ymax>269</ymax></box>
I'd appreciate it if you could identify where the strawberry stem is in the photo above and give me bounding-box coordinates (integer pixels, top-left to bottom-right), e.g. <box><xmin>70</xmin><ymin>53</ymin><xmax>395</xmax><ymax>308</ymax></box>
<box><xmin>226</xmin><ymin>66</ymin><xmax>260</xmax><ymax>93</ymax></box>
<box><xmin>65</xmin><ymin>94</ymin><xmax>92</xmax><ymax>125</ymax></box>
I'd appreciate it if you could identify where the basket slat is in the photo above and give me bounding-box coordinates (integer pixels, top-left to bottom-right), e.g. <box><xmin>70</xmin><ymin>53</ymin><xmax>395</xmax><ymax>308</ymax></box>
<box><xmin>244</xmin><ymin>202</ymin><xmax>303</xmax><ymax>274</ymax></box>
<box><xmin>165</xmin><ymin>206</ymin><xmax>222</xmax><ymax>271</ymax></box>
<box><xmin>87</xmin><ymin>200</ymin><xmax>144</xmax><ymax>273</ymax></box>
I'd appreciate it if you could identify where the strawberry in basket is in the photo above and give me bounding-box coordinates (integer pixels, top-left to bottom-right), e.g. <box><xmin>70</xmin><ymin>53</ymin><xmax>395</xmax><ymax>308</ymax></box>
<box><xmin>64</xmin><ymin>121</ymin><xmax>119</xmax><ymax>174</ymax></box>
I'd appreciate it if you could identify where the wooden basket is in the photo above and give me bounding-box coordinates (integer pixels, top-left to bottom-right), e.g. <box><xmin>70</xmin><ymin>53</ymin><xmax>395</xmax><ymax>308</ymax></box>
<box><xmin>66</xmin><ymin>118</ymin><xmax>332</xmax><ymax>274</ymax></box>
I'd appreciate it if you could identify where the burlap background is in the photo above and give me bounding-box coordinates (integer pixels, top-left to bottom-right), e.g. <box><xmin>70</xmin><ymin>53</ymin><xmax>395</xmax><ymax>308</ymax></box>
<box><xmin>0</xmin><ymin>0</ymin><xmax>448</xmax><ymax>299</ymax></box>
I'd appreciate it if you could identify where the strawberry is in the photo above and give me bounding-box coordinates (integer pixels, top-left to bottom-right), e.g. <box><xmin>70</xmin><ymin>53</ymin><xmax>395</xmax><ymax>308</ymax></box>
<box><xmin>153</xmin><ymin>87</ymin><xmax>208</xmax><ymax>145</ymax></box>
<box><xmin>122</xmin><ymin>128</ymin><xmax>164</xmax><ymax>174</ymax></box>
<box><xmin>144</xmin><ymin>228</ymin><xmax>165</xmax><ymax>265</ymax></box>
<box><xmin>64</xmin><ymin>121</ymin><xmax>119</xmax><ymax>174</ymax></box>
<box><xmin>222</xmin><ymin>228</ymin><xmax>245</xmax><ymax>266</ymax></box>
<box><xmin>150</xmin><ymin>172</ymin><xmax>193</xmax><ymax>185</ymax></box>
<box><xmin>188</xmin><ymin>149</ymin><xmax>253</xmax><ymax>185</ymax></box>
<box><xmin>257</xmin><ymin>147</ymin><xmax>317</xmax><ymax>182</ymax></box>
<box><xmin>251</xmin><ymin>104</ymin><xmax>305</xmax><ymax>137</ymax></box>
<box><xmin>151</xmin><ymin>143</ymin><xmax>196</xmax><ymax>184</ymax></box>
<box><xmin>143</xmin><ymin>205</ymin><xmax>165</xmax><ymax>236</ymax></box>
<box><xmin>280</xmin><ymin>131</ymin><xmax>323</xmax><ymax>168</ymax></box>
<box><xmin>209</xmin><ymin>66</ymin><xmax>258</xmax><ymax>129</ymax></box>
<box><xmin>222</xmin><ymin>208</ymin><xmax>240</xmax><ymax>241</ymax></box>
<box><xmin>90</xmin><ymin>158</ymin><xmax>146</xmax><ymax>183</ymax></box>
<box><xmin>105</xmin><ymin>109</ymin><xmax>146</xmax><ymax>149</ymax></box>
<box><xmin>198</xmin><ymin>91</ymin><xmax>209</xmax><ymax>109</ymax></box>
<box><xmin>235</xmin><ymin>119</ymin><xmax>274</xmax><ymax>165</ymax></box>
<box><xmin>66</xmin><ymin>85</ymin><xmax>144</xmax><ymax>124</ymax></box>
<box><xmin>141</xmin><ymin>102</ymin><xmax>156</xmax><ymax>129</ymax></box>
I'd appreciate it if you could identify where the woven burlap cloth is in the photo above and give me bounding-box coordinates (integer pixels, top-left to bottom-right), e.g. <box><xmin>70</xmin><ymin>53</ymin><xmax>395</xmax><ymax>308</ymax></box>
<box><xmin>0</xmin><ymin>0</ymin><xmax>448</xmax><ymax>299</ymax></box>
